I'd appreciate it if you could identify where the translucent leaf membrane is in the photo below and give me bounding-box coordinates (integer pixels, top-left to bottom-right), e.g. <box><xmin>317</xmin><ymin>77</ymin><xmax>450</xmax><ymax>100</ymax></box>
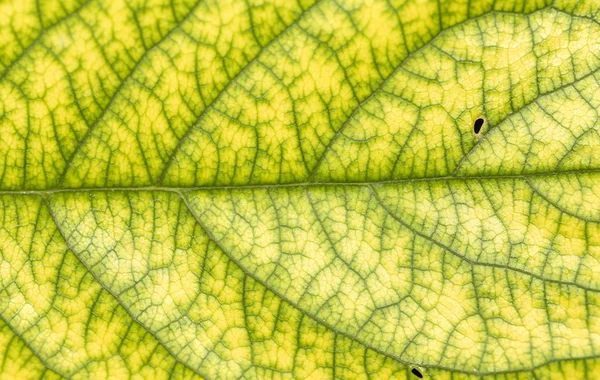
<box><xmin>1</xmin><ymin>0</ymin><xmax>600</xmax><ymax>378</ymax></box>
<box><xmin>189</xmin><ymin>176</ymin><xmax>600</xmax><ymax>373</ymax></box>
<box><xmin>2</xmin><ymin>191</ymin><xmax>599</xmax><ymax>378</ymax></box>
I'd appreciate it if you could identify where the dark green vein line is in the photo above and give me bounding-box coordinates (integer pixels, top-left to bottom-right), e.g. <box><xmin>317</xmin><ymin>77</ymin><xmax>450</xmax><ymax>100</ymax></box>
<box><xmin>368</xmin><ymin>185</ymin><xmax>599</xmax><ymax>292</ymax></box>
<box><xmin>158</xmin><ymin>0</ymin><xmax>324</xmax><ymax>183</ymax></box>
<box><xmin>56</xmin><ymin>0</ymin><xmax>205</xmax><ymax>187</ymax></box>
<box><xmin>0</xmin><ymin>0</ymin><xmax>93</xmax><ymax>82</ymax></box>
<box><xmin>178</xmin><ymin>190</ymin><xmax>600</xmax><ymax>377</ymax></box>
<box><xmin>0</xmin><ymin>314</ymin><xmax>68</xmax><ymax>378</ymax></box>
<box><xmin>41</xmin><ymin>197</ymin><xmax>209</xmax><ymax>379</ymax></box>
<box><xmin>453</xmin><ymin>55</ymin><xmax>600</xmax><ymax>175</ymax></box>
<box><xmin>525</xmin><ymin>178</ymin><xmax>600</xmax><ymax>223</ymax></box>
<box><xmin>308</xmin><ymin>5</ymin><xmax>553</xmax><ymax>181</ymax></box>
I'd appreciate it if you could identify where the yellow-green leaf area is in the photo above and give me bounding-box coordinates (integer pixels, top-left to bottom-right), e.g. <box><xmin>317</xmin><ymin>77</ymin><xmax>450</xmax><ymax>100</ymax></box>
<box><xmin>1</xmin><ymin>0</ymin><xmax>600</xmax><ymax>379</ymax></box>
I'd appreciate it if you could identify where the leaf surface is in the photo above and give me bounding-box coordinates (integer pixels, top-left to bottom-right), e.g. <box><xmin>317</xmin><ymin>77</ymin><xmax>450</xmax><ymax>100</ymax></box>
<box><xmin>1</xmin><ymin>0</ymin><xmax>600</xmax><ymax>378</ymax></box>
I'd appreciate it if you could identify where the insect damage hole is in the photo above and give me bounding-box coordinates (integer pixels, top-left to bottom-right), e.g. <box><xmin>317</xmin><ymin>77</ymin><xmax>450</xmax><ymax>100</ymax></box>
<box><xmin>473</xmin><ymin>117</ymin><xmax>486</xmax><ymax>135</ymax></box>
<box><xmin>411</xmin><ymin>368</ymin><xmax>424</xmax><ymax>378</ymax></box>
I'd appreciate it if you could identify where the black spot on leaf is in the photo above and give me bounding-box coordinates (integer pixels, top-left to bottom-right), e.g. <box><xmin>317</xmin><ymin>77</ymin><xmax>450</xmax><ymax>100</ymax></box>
<box><xmin>474</xmin><ymin>117</ymin><xmax>485</xmax><ymax>135</ymax></box>
<box><xmin>411</xmin><ymin>368</ymin><xmax>424</xmax><ymax>378</ymax></box>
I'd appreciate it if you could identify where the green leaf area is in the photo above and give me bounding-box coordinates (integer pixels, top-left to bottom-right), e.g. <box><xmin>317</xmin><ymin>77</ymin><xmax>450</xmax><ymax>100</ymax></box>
<box><xmin>1</xmin><ymin>0</ymin><xmax>600</xmax><ymax>378</ymax></box>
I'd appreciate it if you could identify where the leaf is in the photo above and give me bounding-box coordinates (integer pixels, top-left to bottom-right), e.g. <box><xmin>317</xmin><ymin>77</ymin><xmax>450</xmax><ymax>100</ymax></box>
<box><xmin>1</xmin><ymin>0</ymin><xmax>600</xmax><ymax>378</ymax></box>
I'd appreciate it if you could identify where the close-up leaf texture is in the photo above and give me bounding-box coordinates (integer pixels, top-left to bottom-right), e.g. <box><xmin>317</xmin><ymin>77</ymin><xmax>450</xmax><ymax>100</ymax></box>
<box><xmin>1</xmin><ymin>0</ymin><xmax>600</xmax><ymax>378</ymax></box>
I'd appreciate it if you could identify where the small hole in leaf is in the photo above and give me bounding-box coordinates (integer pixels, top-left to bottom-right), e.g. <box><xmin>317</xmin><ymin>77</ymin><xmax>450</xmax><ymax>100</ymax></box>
<box><xmin>473</xmin><ymin>117</ymin><xmax>485</xmax><ymax>135</ymax></box>
<box><xmin>411</xmin><ymin>368</ymin><xmax>424</xmax><ymax>378</ymax></box>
